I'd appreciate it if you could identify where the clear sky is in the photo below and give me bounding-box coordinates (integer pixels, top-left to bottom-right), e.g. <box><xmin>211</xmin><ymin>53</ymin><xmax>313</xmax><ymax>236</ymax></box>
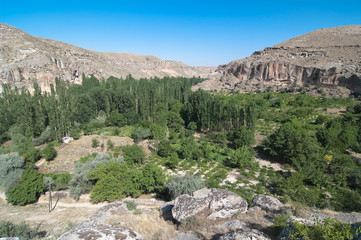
<box><xmin>1</xmin><ymin>0</ymin><xmax>360</xmax><ymax>66</ymax></box>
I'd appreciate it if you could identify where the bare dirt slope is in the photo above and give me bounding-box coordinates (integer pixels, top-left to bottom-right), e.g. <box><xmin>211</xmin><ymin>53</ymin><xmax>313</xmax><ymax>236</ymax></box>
<box><xmin>37</xmin><ymin>135</ymin><xmax>134</xmax><ymax>174</ymax></box>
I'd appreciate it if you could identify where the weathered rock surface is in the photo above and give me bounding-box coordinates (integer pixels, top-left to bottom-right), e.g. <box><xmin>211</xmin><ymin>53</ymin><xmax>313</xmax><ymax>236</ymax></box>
<box><xmin>253</xmin><ymin>195</ymin><xmax>284</xmax><ymax>212</ymax></box>
<box><xmin>0</xmin><ymin>23</ymin><xmax>216</xmax><ymax>93</ymax></box>
<box><xmin>217</xmin><ymin>227</ymin><xmax>272</xmax><ymax>240</ymax></box>
<box><xmin>195</xmin><ymin>25</ymin><xmax>361</xmax><ymax>97</ymax></box>
<box><xmin>169</xmin><ymin>188</ymin><xmax>248</xmax><ymax>222</ymax></box>
<box><xmin>58</xmin><ymin>202</ymin><xmax>144</xmax><ymax>240</ymax></box>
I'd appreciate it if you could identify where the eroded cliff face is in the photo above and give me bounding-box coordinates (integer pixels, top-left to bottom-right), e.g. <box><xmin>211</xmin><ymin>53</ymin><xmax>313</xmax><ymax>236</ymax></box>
<box><xmin>0</xmin><ymin>23</ymin><xmax>215</xmax><ymax>92</ymax></box>
<box><xmin>195</xmin><ymin>25</ymin><xmax>361</xmax><ymax>96</ymax></box>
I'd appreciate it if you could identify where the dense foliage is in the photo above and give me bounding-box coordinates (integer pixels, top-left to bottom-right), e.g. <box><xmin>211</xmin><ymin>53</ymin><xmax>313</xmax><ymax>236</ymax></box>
<box><xmin>1</xmin><ymin>75</ymin><xmax>361</xmax><ymax>215</ymax></box>
<box><xmin>6</xmin><ymin>170</ymin><xmax>44</xmax><ymax>205</ymax></box>
<box><xmin>0</xmin><ymin>153</ymin><xmax>25</xmax><ymax>191</ymax></box>
<box><xmin>0</xmin><ymin>221</ymin><xmax>44</xmax><ymax>240</ymax></box>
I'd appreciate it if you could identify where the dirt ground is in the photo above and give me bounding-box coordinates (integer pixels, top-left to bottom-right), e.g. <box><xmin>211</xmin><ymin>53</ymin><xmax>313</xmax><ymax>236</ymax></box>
<box><xmin>0</xmin><ymin>193</ymin><xmax>106</xmax><ymax>239</ymax></box>
<box><xmin>37</xmin><ymin>135</ymin><xmax>134</xmax><ymax>174</ymax></box>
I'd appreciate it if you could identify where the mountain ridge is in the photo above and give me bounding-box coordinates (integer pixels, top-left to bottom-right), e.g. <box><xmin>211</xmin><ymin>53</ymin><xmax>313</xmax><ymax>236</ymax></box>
<box><xmin>194</xmin><ymin>25</ymin><xmax>361</xmax><ymax>97</ymax></box>
<box><xmin>0</xmin><ymin>23</ymin><xmax>216</xmax><ymax>92</ymax></box>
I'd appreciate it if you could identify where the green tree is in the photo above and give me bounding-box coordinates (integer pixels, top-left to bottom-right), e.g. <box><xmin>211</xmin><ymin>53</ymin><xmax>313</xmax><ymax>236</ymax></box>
<box><xmin>105</xmin><ymin>111</ymin><xmax>127</xmax><ymax>127</ymax></box>
<box><xmin>227</xmin><ymin>146</ymin><xmax>255</xmax><ymax>168</ymax></box>
<box><xmin>122</xmin><ymin>145</ymin><xmax>146</xmax><ymax>164</ymax></box>
<box><xmin>6</xmin><ymin>170</ymin><xmax>44</xmax><ymax>206</ymax></box>
<box><xmin>231</xmin><ymin>126</ymin><xmax>255</xmax><ymax>148</ymax></box>
<box><xmin>157</xmin><ymin>140</ymin><xmax>173</xmax><ymax>158</ymax></box>
<box><xmin>42</xmin><ymin>143</ymin><xmax>57</xmax><ymax>161</ymax></box>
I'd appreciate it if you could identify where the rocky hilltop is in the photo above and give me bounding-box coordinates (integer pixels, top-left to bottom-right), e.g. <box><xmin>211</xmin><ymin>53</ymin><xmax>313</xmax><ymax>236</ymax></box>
<box><xmin>195</xmin><ymin>25</ymin><xmax>361</xmax><ymax>96</ymax></box>
<box><xmin>0</xmin><ymin>23</ymin><xmax>216</xmax><ymax>92</ymax></box>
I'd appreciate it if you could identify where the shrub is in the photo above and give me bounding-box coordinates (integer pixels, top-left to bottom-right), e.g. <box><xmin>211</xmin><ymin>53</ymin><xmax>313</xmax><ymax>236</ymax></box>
<box><xmin>107</xmin><ymin>139</ymin><xmax>114</xmax><ymax>150</ymax></box>
<box><xmin>44</xmin><ymin>172</ymin><xmax>71</xmax><ymax>191</ymax></box>
<box><xmin>32</xmin><ymin>126</ymin><xmax>52</xmax><ymax>146</ymax></box>
<box><xmin>122</xmin><ymin>145</ymin><xmax>146</xmax><ymax>164</ymax></box>
<box><xmin>6</xmin><ymin>170</ymin><xmax>44</xmax><ymax>205</ymax></box>
<box><xmin>231</xmin><ymin>126</ymin><xmax>255</xmax><ymax>148</ymax></box>
<box><xmin>124</xmin><ymin>200</ymin><xmax>137</xmax><ymax>211</ymax></box>
<box><xmin>164</xmin><ymin>173</ymin><xmax>205</xmax><ymax>200</ymax></box>
<box><xmin>69</xmin><ymin>154</ymin><xmax>124</xmax><ymax>199</ymax></box>
<box><xmin>166</xmin><ymin>152</ymin><xmax>180</xmax><ymax>169</ymax></box>
<box><xmin>0</xmin><ymin>153</ymin><xmax>25</xmax><ymax>191</ymax></box>
<box><xmin>285</xmin><ymin>217</ymin><xmax>361</xmax><ymax>240</ymax></box>
<box><xmin>88</xmin><ymin>162</ymin><xmax>143</xmax><ymax>202</ymax></box>
<box><xmin>105</xmin><ymin>111</ymin><xmax>127</xmax><ymax>127</ymax></box>
<box><xmin>0</xmin><ymin>221</ymin><xmax>44</xmax><ymax>240</ymax></box>
<box><xmin>226</xmin><ymin>146</ymin><xmax>255</xmax><ymax>168</ymax></box>
<box><xmin>42</xmin><ymin>143</ymin><xmax>57</xmax><ymax>161</ymax></box>
<box><xmin>131</xmin><ymin>128</ymin><xmax>150</xmax><ymax>143</ymax></box>
<box><xmin>157</xmin><ymin>140</ymin><xmax>173</xmax><ymax>157</ymax></box>
<box><xmin>91</xmin><ymin>138</ymin><xmax>99</xmax><ymax>148</ymax></box>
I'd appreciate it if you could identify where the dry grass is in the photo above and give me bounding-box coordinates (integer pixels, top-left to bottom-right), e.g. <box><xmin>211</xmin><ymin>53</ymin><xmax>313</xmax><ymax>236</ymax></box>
<box><xmin>37</xmin><ymin>135</ymin><xmax>134</xmax><ymax>174</ymax></box>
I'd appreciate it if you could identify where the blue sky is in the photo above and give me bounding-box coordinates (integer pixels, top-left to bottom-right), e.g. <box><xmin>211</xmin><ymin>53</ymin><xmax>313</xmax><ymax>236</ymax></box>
<box><xmin>1</xmin><ymin>0</ymin><xmax>360</xmax><ymax>66</ymax></box>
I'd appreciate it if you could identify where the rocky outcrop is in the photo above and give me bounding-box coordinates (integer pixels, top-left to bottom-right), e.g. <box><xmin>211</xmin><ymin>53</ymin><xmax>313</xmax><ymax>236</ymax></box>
<box><xmin>215</xmin><ymin>220</ymin><xmax>272</xmax><ymax>240</ymax></box>
<box><xmin>58</xmin><ymin>202</ymin><xmax>144</xmax><ymax>240</ymax></box>
<box><xmin>166</xmin><ymin>188</ymin><xmax>248</xmax><ymax>222</ymax></box>
<box><xmin>0</xmin><ymin>23</ymin><xmax>215</xmax><ymax>93</ymax></box>
<box><xmin>253</xmin><ymin>195</ymin><xmax>284</xmax><ymax>213</ymax></box>
<box><xmin>195</xmin><ymin>25</ymin><xmax>361</xmax><ymax>97</ymax></box>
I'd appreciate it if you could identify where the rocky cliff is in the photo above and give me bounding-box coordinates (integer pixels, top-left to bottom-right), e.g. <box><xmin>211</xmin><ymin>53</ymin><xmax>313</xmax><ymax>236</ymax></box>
<box><xmin>195</xmin><ymin>25</ymin><xmax>361</xmax><ymax>96</ymax></box>
<box><xmin>0</xmin><ymin>23</ymin><xmax>216</xmax><ymax>92</ymax></box>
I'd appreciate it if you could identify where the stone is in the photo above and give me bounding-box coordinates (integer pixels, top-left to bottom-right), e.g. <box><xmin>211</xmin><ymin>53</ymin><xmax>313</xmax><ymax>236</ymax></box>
<box><xmin>58</xmin><ymin>224</ymin><xmax>144</xmax><ymax>240</ymax></box>
<box><xmin>171</xmin><ymin>194</ymin><xmax>210</xmax><ymax>222</ymax></box>
<box><xmin>217</xmin><ymin>228</ymin><xmax>272</xmax><ymax>240</ymax></box>
<box><xmin>175</xmin><ymin>232</ymin><xmax>205</xmax><ymax>240</ymax></box>
<box><xmin>208</xmin><ymin>189</ymin><xmax>248</xmax><ymax>219</ymax></box>
<box><xmin>58</xmin><ymin>201</ymin><xmax>144</xmax><ymax>240</ymax></box>
<box><xmin>253</xmin><ymin>195</ymin><xmax>284</xmax><ymax>212</ymax></box>
<box><xmin>159</xmin><ymin>201</ymin><xmax>174</xmax><ymax>221</ymax></box>
<box><xmin>170</xmin><ymin>188</ymin><xmax>248</xmax><ymax>222</ymax></box>
<box><xmin>214</xmin><ymin>220</ymin><xmax>247</xmax><ymax>233</ymax></box>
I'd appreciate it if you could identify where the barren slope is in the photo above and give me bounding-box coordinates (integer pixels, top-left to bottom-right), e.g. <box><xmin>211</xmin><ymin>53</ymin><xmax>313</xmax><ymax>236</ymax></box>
<box><xmin>195</xmin><ymin>25</ymin><xmax>361</xmax><ymax>96</ymax></box>
<box><xmin>0</xmin><ymin>23</ymin><xmax>216</xmax><ymax>92</ymax></box>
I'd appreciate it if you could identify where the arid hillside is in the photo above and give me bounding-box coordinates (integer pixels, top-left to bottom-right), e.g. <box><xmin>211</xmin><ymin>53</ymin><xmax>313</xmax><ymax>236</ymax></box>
<box><xmin>195</xmin><ymin>25</ymin><xmax>361</xmax><ymax>96</ymax></box>
<box><xmin>0</xmin><ymin>23</ymin><xmax>216</xmax><ymax>92</ymax></box>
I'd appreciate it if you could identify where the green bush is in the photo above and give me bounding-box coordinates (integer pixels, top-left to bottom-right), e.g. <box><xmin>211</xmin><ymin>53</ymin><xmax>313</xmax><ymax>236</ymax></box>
<box><xmin>107</xmin><ymin>139</ymin><xmax>114</xmax><ymax>151</ymax></box>
<box><xmin>91</xmin><ymin>138</ymin><xmax>99</xmax><ymax>148</ymax></box>
<box><xmin>0</xmin><ymin>152</ymin><xmax>25</xmax><ymax>191</ymax></box>
<box><xmin>157</xmin><ymin>140</ymin><xmax>173</xmax><ymax>158</ymax></box>
<box><xmin>124</xmin><ymin>200</ymin><xmax>137</xmax><ymax>211</ymax></box>
<box><xmin>42</xmin><ymin>143</ymin><xmax>57</xmax><ymax>161</ymax></box>
<box><xmin>105</xmin><ymin>111</ymin><xmax>127</xmax><ymax>127</ymax></box>
<box><xmin>88</xmin><ymin>162</ymin><xmax>143</xmax><ymax>202</ymax></box>
<box><xmin>6</xmin><ymin>170</ymin><xmax>44</xmax><ymax>205</ymax></box>
<box><xmin>226</xmin><ymin>146</ymin><xmax>255</xmax><ymax>168</ymax></box>
<box><xmin>131</xmin><ymin>128</ymin><xmax>150</xmax><ymax>143</ymax></box>
<box><xmin>0</xmin><ymin>220</ymin><xmax>44</xmax><ymax>239</ymax></box>
<box><xmin>44</xmin><ymin>172</ymin><xmax>71</xmax><ymax>191</ymax></box>
<box><xmin>69</xmin><ymin>154</ymin><xmax>125</xmax><ymax>199</ymax></box>
<box><xmin>122</xmin><ymin>145</ymin><xmax>146</xmax><ymax>164</ymax></box>
<box><xmin>285</xmin><ymin>217</ymin><xmax>361</xmax><ymax>240</ymax></box>
<box><xmin>166</xmin><ymin>152</ymin><xmax>180</xmax><ymax>169</ymax></box>
<box><xmin>231</xmin><ymin>126</ymin><xmax>255</xmax><ymax>148</ymax></box>
<box><xmin>164</xmin><ymin>173</ymin><xmax>205</xmax><ymax>200</ymax></box>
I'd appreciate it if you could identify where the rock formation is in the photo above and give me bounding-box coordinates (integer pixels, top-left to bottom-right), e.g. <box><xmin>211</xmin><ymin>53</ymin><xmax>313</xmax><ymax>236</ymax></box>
<box><xmin>0</xmin><ymin>23</ymin><xmax>216</xmax><ymax>93</ymax></box>
<box><xmin>58</xmin><ymin>202</ymin><xmax>144</xmax><ymax>240</ymax></box>
<box><xmin>253</xmin><ymin>194</ymin><xmax>284</xmax><ymax>213</ymax></box>
<box><xmin>167</xmin><ymin>188</ymin><xmax>248</xmax><ymax>222</ymax></box>
<box><xmin>195</xmin><ymin>25</ymin><xmax>361</xmax><ymax>97</ymax></box>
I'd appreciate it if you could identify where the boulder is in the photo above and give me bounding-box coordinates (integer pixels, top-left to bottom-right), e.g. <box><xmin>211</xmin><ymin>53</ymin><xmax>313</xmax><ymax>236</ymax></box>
<box><xmin>253</xmin><ymin>195</ymin><xmax>284</xmax><ymax>212</ymax></box>
<box><xmin>170</xmin><ymin>188</ymin><xmax>248</xmax><ymax>222</ymax></box>
<box><xmin>175</xmin><ymin>232</ymin><xmax>205</xmax><ymax>240</ymax></box>
<box><xmin>58</xmin><ymin>201</ymin><xmax>144</xmax><ymax>240</ymax></box>
<box><xmin>208</xmin><ymin>189</ymin><xmax>248</xmax><ymax>219</ymax></box>
<box><xmin>217</xmin><ymin>228</ymin><xmax>272</xmax><ymax>240</ymax></box>
<box><xmin>159</xmin><ymin>201</ymin><xmax>174</xmax><ymax>221</ymax></box>
<box><xmin>172</xmin><ymin>194</ymin><xmax>210</xmax><ymax>222</ymax></box>
<box><xmin>58</xmin><ymin>224</ymin><xmax>144</xmax><ymax>240</ymax></box>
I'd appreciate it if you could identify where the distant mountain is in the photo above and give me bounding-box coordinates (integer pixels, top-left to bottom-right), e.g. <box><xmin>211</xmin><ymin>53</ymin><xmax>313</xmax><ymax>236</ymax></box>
<box><xmin>0</xmin><ymin>23</ymin><xmax>217</xmax><ymax>92</ymax></box>
<box><xmin>195</xmin><ymin>25</ymin><xmax>361</xmax><ymax>97</ymax></box>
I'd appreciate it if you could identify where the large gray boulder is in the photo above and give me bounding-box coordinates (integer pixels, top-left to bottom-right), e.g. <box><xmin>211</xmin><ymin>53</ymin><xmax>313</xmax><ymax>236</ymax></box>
<box><xmin>58</xmin><ymin>202</ymin><xmax>144</xmax><ymax>240</ymax></box>
<box><xmin>208</xmin><ymin>189</ymin><xmax>248</xmax><ymax>219</ymax></box>
<box><xmin>253</xmin><ymin>195</ymin><xmax>284</xmax><ymax>212</ymax></box>
<box><xmin>172</xmin><ymin>194</ymin><xmax>210</xmax><ymax>222</ymax></box>
<box><xmin>58</xmin><ymin>224</ymin><xmax>144</xmax><ymax>240</ymax></box>
<box><xmin>170</xmin><ymin>188</ymin><xmax>248</xmax><ymax>222</ymax></box>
